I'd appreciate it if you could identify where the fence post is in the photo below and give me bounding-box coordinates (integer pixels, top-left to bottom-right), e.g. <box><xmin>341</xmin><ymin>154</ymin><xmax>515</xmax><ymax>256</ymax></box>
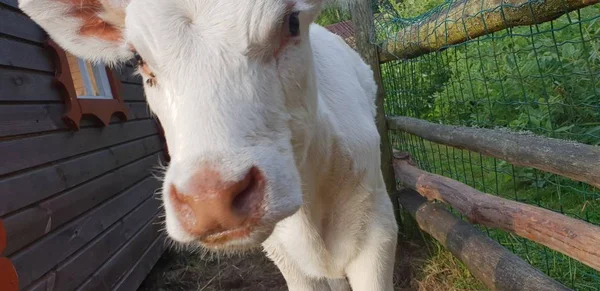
<box><xmin>350</xmin><ymin>1</ymin><xmax>397</xmax><ymax>208</ymax></box>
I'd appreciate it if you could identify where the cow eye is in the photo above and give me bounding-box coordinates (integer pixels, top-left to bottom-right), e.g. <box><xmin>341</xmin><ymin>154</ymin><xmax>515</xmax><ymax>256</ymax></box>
<box><xmin>134</xmin><ymin>52</ymin><xmax>143</xmax><ymax>63</ymax></box>
<box><xmin>288</xmin><ymin>11</ymin><xmax>300</xmax><ymax>37</ymax></box>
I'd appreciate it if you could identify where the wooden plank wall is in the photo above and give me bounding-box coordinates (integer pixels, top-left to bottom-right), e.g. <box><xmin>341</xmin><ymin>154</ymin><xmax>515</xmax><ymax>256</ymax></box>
<box><xmin>0</xmin><ymin>2</ymin><xmax>168</xmax><ymax>290</ymax></box>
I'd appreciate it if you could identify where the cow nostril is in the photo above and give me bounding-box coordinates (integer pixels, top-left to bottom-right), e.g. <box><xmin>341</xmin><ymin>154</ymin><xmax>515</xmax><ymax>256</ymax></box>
<box><xmin>168</xmin><ymin>166</ymin><xmax>266</xmax><ymax>239</ymax></box>
<box><xmin>231</xmin><ymin>168</ymin><xmax>260</xmax><ymax>214</ymax></box>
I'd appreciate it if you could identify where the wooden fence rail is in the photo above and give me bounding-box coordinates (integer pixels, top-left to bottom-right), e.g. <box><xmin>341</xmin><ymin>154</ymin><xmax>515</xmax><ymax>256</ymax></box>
<box><xmin>379</xmin><ymin>0</ymin><xmax>599</xmax><ymax>62</ymax></box>
<box><xmin>393</xmin><ymin>151</ymin><xmax>600</xmax><ymax>272</ymax></box>
<box><xmin>397</xmin><ymin>189</ymin><xmax>569</xmax><ymax>291</ymax></box>
<box><xmin>388</xmin><ymin>116</ymin><xmax>600</xmax><ymax>190</ymax></box>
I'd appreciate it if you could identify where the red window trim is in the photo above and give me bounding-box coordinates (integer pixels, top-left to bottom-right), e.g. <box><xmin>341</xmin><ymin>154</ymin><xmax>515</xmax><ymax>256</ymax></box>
<box><xmin>45</xmin><ymin>38</ymin><xmax>129</xmax><ymax>130</ymax></box>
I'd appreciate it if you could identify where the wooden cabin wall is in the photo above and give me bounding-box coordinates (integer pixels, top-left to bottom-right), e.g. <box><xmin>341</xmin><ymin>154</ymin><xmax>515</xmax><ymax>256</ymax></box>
<box><xmin>0</xmin><ymin>0</ymin><xmax>168</xmax><ymax>289</ymax></box>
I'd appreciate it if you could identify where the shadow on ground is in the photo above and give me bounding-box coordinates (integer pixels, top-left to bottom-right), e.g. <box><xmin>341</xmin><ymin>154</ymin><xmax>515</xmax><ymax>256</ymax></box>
<box><xmin>137</xmin><ymin>236</ymin><xmax>427</xmax><ymax>291</ymax></box>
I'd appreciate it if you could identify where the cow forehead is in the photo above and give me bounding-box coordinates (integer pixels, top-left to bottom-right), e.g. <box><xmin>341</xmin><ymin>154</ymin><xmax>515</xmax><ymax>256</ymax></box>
<box><xmin>125</xmin><ymin>0</ymin><xmax>290</xmax><ymax>66</ymax></box>
<box><xmin>125</xmin><ymin>0</ymin><xmax>289</xmax><ymax>38</ymax></box>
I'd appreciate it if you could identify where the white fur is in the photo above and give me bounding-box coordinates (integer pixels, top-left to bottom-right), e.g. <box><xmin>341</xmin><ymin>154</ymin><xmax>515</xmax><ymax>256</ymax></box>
<box><xmin>19</xmin><ymin>0</ymin><xmax>398</xmax><ymax>290</ymax></box>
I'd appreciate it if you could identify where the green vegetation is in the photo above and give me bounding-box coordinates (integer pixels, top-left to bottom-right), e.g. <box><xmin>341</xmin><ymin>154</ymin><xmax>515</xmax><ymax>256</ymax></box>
<box><xmin>315</xmin><ymin>6</ymin><xmax>351</xmax><ymax>26</ymax></box>
<box><xmin>377</xmin><ymin>1</ymin><xmax>600</xmax><ymax>289</ymax></box>
<box><xmin>379</xmin><ymin>0</ymin><xmax>446</xmax><ymax>18</ymax></box>
<box><xmin>411</xmin><ymin>242</ymin><xmax>488</xmax><ymax>291</ymax></box>
<box><xmin>315</xmin><ymin>0</ymin><xmax>599</xmax><ymax>289</ymax></box>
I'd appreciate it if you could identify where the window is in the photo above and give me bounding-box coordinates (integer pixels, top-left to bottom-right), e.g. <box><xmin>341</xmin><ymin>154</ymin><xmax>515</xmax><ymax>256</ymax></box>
<box><xmin>65</xmin><ymin>52</ymin><xmax>114</xmax><ymax>99</ymax></box>
<box><xmin>45</xmin><ymin>39</ymin><xmax>129</xmax><ymax>130</ymax></box>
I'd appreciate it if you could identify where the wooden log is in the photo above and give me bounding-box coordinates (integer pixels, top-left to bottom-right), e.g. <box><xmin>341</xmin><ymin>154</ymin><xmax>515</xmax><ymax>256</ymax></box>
<box><xmin>21</xmin><ymin>273</ymin><xmax>54</xmax><ymax>291</ymax></box>
<box><xmin>9</xmin><ymin>177</ymin><xmax>160</xmax><ymax>287</ymax></box>
<box><xmin>126</xmin><ymin>102</ymin><xmax>153</xmax><ymax>120</ymax></box>
<box><xmin>0</xmin><ymin>38</ymin><xmax>54</xmax><ymax>72</ymax></box>
<box><xmin>0</xmin><ymin>68</ymin><xmax>62</xmax><ymax>102</ymax></box>
<box><xmin>53</xmin><ymin>200</ymin><xmax>161</xmax><ymax>290</ymax></box>
<box><xmin>41</xmin><ymin>156</ymin><xmax>158</xmax><ymax>230</ymax></box>
<box><xmin>120</xmin><ymin>83</ymin><xmax>146</xmax><ymax>102</ymax></box>
<box><xmin>112</xmin><ymin>234</ymin><xmax>167</xmax><ymax>291</ymax></box>
<box><xmin>0</xmin><ymin>0</ymin><xmax>18</xmax><ymax>9</ymax></box>
<box><xmin>0</xmin><ymin>104</ymin><xmax>66</xmax><ymax>137</ymax></box>
<box><xmin>397</xmin><ymin>189</ymin><xmax>570</xmax><ymax>291</ymax></box>
<box><xmin>0</xmin><ymin>119</ymin><xmax>157</xmax><ymax>176</ymax></box>
<box><xmin>0</xmin><ymin>103</ymin><xmax>153</xmax><ymax>138</ymax></box>
<box><xmin>393</xmin><ymin>152</ymin><xmax>600</xmax><ymax>272</ymax></box>
<box><xmin>379</xmin><ymin>0</ymin><xmax>599</xmax><ymax>62</ymax></box>
<box><xmin>3</xmin><ymin>154</ymin><xmax>161</xmax><ymax>256</ymax></box>
<box><xmin>0</xmin><ymin>6</ymin><xmax>47</xmax><ymax>43</ymax></box>
<box><xmin>79</xmin><ymin>224</ymin><xmax>164</xmax><ymax>291</ymax></box>
<box><xmin>0</xmin><ymin>135</ymin><xmax>161</xmax><ymax>216</ymax></box>
<box><xmin>388</xmin><ymin>116</ymin><xmax>600</xmax><ymax>189</ymax></box>
<box><xmin>22</xmin><ymin>203</ymin><xmax>160</xmax><ymax>290</ymax></box>
<box><xmin>114</xmin><ymin>65</ymin><xmax>143</xmax><ymax>85</ymax></box>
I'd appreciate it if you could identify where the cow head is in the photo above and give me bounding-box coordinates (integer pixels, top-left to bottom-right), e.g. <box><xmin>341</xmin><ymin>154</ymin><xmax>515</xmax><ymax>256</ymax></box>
<box><xmin>20</xmin><ymin>0</ymin><xmax>334</xmax><ymax>251</ymax></box>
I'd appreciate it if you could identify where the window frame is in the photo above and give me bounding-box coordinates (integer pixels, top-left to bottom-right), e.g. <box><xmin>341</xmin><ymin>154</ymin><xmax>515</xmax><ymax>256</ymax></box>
<box><xmin>45</xmin><ymin>38</ymin><xmax>129</xmax><ymax>130</ymax></box>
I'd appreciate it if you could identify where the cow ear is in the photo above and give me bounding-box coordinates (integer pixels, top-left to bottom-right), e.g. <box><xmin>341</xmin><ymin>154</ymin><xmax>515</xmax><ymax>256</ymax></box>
<box><xmin>19</xmin><ymin>0</ymin><xmax>133</xmax><ymax>66</ymax></box>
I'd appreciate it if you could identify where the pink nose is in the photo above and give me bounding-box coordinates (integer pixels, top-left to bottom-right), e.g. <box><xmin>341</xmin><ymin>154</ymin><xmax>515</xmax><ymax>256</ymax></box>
<box><xmin>169</xmin><ymin>166</ymin><xmax>265</xmax><ymax>240</ymax></box>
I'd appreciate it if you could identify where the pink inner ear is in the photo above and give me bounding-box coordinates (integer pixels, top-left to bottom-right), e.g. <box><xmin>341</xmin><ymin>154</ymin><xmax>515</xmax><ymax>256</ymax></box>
<box><xmin>62</xmin><ymin>0</ymin><xmax>123</xmax><ymax>42</ymax></box>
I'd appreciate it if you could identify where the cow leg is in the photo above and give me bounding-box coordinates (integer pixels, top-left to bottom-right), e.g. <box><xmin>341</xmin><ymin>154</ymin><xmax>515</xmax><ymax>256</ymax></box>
<box><xmin>273</xmin><ymin>261</ymin><xmax>330</xmax><ymax>291</ymax></box>
<box><xmin>263</xmin><ymin>247</ymin><xmax>331</xmax><ymax>291</ymax></box>
<box><xmin>345</xmin><ymin>192</ymin><xmax>398</xmax><ymax>291</ymax></box>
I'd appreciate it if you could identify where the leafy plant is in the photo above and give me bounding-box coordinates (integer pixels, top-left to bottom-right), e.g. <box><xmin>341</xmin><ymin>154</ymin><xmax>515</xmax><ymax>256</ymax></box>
<box><xmin>381</xmin><ymin>1</ymin><xmax>600</xmax><ymax>289</ymax></box>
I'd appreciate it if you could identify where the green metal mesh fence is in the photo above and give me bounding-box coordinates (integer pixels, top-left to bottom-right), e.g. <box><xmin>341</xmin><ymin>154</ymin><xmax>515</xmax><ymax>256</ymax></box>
<box><xmin>373</xmin><ymin>0</ymin><xmax>600</xmax><ymax>289</ymax></box>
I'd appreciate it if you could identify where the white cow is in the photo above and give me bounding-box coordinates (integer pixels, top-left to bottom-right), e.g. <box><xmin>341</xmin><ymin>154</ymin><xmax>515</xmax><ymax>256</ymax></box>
<box><xmin>19</xmin><ymin>0</ymin><xmax>398</xmax><ymax>290</ymax></box>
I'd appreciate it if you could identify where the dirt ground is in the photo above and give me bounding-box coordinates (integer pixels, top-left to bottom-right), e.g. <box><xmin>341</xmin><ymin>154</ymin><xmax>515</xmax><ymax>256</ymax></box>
<box><xmin>137</xmin><ymin>237</ymin><xmax>427</xmax><ymax>291</ymax></box>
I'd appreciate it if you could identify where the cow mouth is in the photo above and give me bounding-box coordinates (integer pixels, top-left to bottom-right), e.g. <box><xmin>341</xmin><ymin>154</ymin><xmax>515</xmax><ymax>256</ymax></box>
<box><xmin>200</xmin><ymin>226</ymin><xmax>254</xmax><ymax>246</ymax></box>
<box><xmin>197</xmin><ymin>221</ymin><xmax>275</xmax><ymax>250</ymax></box>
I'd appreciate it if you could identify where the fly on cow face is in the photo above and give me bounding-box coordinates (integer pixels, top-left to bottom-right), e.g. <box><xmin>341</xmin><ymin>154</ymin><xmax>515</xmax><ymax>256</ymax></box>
<box><xmin>133</xmin><ymin>51</ymin><xmax>156</xmax><ymax>87</ymax></box>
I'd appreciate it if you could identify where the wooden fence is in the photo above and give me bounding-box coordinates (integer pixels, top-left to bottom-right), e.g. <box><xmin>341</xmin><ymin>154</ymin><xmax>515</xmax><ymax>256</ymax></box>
<box><xmin>389</xmin><ymin>124</ymin><xmax>600</xmax><ymax>289</ymax></box>
<box><xmin>350</xmin><ymin>0</ymin><xmax>600</xmax><ymax>290</ymax></box>
<box><xmin>397</xmin><ymin>188</ymin><xmax>569</xmax><ymax>290</ymax></box>
<box><xmin>378</xmin><ymin>0</ymin><xmax>600</xmax><ymax>62</ymax></box>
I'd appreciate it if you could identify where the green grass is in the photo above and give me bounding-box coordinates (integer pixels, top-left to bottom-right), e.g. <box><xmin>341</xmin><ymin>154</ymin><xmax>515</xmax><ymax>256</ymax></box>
<box><xmin>411</xmin><ymin>242</ymin><xmax>488</xmax><ymax>291</ymax></box>
<box><xmin>376</xmin><ymin>1</ymin><xmax>600</xmax><ymax>289</ymax></box>
<box><xmin>315</xmin><ymin>6</ymin><xmax>351</xmax><ymax>26</ymax></box>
